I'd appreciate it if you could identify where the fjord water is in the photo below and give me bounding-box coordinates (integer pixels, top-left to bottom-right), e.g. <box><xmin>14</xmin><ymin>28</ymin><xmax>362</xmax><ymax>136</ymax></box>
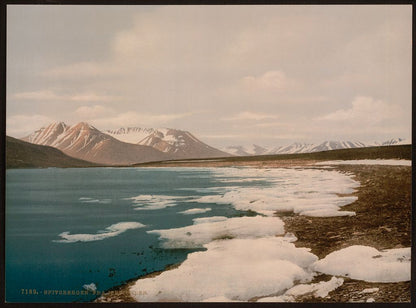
<box><xmin>5</xmin><ymin>167</ymin><xmax>256</xmax><ymax>303</ymax></box>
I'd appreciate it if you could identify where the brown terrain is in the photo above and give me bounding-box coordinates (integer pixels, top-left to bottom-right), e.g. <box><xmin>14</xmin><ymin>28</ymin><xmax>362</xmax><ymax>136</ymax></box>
<box><xmin>96</xmin><ymin>154</ymin><xmax>411</xmax><ymax>303</ymax></box>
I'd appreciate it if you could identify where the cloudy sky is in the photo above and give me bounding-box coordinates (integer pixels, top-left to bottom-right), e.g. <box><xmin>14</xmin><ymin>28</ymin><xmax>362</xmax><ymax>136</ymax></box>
<box><xmin>6</xmin><ymin>5</ymin><xmax>412</xmax><ymax>147</ymax></box>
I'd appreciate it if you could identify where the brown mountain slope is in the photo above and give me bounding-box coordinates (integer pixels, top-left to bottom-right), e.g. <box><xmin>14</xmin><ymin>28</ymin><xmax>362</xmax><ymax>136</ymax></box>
<box><xmin>23</xmin><ymin>122</ymin><xmax>169</xmax><ymax>165</ymax></box>
<box><xmin>6</xmin><ymin>136</ymin><xmax>97</xmax><ymax>169</ymax></box>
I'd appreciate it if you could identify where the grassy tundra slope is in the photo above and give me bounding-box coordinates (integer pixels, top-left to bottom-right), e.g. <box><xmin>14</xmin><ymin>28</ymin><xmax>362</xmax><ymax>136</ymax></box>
<box><xmin>134</xmin><ymin>144</ymin><xmax>411</xmax><ymax>167</ymax></box>
<box><xmin>6</xmin><ymin>136</ymin><xmax>98</xmax><ymax>169</ymax></box>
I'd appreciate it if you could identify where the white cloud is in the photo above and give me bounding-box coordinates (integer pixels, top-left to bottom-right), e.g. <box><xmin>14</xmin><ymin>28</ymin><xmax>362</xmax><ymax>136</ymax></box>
<box><xmin>90</xmin><ymin>111</ymin><xmax>193</xmax><ymax>130</ymax></box>
<box><xmin>242</xmin><ymin>71</ymin><xmax>296</xmax><ymax>91</ymax></box>
<box><xmin>6</xmin><ymin>114</ymin><xmax>55</xmax><ymax>137</ymax></box>
<box><xmin>222</xmin><ymin>111</ymin><xmax>279</xmax><ymax>122</ymax></box>
<box><xmin>318</xmin><ymin>96</ymin><xmax>403</xmax><ymax>124</ymax></box>
<box><xmin>75</xmin><ymin>105</ymin><xmax>115</xmax><ymax>118</ymax></box>
<box><xmin>12</xmin><ymin>90</ymin><xmax>118</xmax><ymax>103</ymax></box>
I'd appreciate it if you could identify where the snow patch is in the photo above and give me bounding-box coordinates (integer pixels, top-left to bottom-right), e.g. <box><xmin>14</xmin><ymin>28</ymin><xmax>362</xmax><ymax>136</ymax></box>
<box><xmin>258</xmin><ymin>277</ymin><xmax>344</xmax><ymax>302</ymax></box>
<box><xmin>313</xmin><ymin>245</ymin><xmax>411</xmax><ymax>282</ymax></box>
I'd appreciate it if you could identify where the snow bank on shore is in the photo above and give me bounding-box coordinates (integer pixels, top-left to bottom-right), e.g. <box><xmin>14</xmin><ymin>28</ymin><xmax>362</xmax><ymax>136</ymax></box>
<box><xmin>313</xmin><ymin>245</ymin><xmax>411</xmax><ymax>282</ymax></box>
<box><xmin>130</xmin><ymin>237</ymin><xmax>318</xmax><ymax>301</ymax></box>
<box><xmin>258</xmin><ymin>277</ymin><xmax>344</xmax><ymax>302</ymax></box>
<box><xmin>148</xmin><ymin>216</ymin><xmax>285</xmax><ymax>249</ymax></box>
<box><xmin>316</xmin><ymin>159</ymin><xmax>411</xmax><ymax>166</ymax></box>
<box><xmin>191</xmin><ymin>167</ymin><xmax>359</xmax><ymax>217</ymax></box>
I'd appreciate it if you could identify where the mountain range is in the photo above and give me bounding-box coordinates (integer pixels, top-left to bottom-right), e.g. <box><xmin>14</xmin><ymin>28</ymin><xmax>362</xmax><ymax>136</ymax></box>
<box><xmin>221</xmin><ymin>138</ymin><xmax>410</xmax><ymax>156</ymax></box>
<box><xmin>19</xmin><ymin>121</ymin><xmax>410</xmax><ymax>165</ymax></box>
<box><xmin>22</xmin><ymin>122</ymin><xmax>229</xmax><ymax>165</ymax></box>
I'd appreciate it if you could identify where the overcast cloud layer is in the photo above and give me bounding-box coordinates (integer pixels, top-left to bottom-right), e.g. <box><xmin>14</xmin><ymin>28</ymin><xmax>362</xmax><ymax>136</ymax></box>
<box><xmin>7</xmin><ymin>5</ymin><xmax>411</xmax><ymax>147</ymax></box>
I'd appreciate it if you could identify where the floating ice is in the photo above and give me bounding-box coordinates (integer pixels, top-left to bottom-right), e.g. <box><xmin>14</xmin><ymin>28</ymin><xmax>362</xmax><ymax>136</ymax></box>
<box><xmin>179</xmin><ymin>208</ymin><xmax>211</xmax><ymax>215</ymax></box>
<box><xmin>257</xmin><ymin>276</ymin><xmax>344</xmax><ymax>302</ymax></box>
<box><xmin>55</xmin><ymin>222</ymin><xmax>145</xmax><ymax>243</ymax></box>
<box><xmin>79</xmin><ymin>197</ymin><xmax>112</xmax><ymax>204</ymax></box>
<box><xmin>125</xmin><ymin>194</ymin><xmax>189</xmax><ymax>210</ymax></box>
<box><xmin>316</xmin><ymin>159</ymin><xmax>411</xmax><ymax>166</ymax></box>
<box><xmin>190</xmin><ymin>167</ymin><xmax>360</xmax><ymax>217</ymax></box>
<box><xmin>313</xmin><ymin>245</ymin><xmax>411</xmax><ymax>282</ymax></box>
<box><xmin>83</xmin><ymin>283</ymin><xmax>97</xmax><ymax>292</ymax></box>
<box><xmin>147</xmin><ymin>216</ymin><xmax>285</xmax><ymax>249</ymax></box>
<box><xmin>129</xmin><ymin>237</ymin><xmax>318</xmax><ymax>302</ymax></box>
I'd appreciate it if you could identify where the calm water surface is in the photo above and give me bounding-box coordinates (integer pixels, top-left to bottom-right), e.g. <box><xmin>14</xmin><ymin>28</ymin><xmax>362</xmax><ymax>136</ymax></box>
<box><xmin>5</xmin><ymin>167</ymin><xmax>263</xmax><ymax>302</ymax></box>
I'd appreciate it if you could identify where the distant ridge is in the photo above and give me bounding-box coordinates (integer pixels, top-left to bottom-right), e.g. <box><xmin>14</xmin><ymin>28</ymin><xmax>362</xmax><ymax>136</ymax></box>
<box><xmin>222</xmin><ymin>139</ymin><xmax>410</xmax><ymax>156</ymax></box>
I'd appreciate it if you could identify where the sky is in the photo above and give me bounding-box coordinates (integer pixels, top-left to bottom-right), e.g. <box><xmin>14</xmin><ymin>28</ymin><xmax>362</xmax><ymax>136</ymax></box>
<box><xmin>6</xmin><ymin>5</ymin><xmax>412</xmax><ymax>148</ymax></box>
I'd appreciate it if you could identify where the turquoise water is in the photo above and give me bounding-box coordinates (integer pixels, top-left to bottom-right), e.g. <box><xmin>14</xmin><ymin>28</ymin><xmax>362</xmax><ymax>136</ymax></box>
<box><xmin>5</xmin><ymin>167</ymin><xmax>259</xmax><ymax>303</ymax></box>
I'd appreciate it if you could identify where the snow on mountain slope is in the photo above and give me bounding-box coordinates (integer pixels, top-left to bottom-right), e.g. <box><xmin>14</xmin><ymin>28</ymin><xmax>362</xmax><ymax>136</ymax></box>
<box><xmin>221</xmin><ymin>138</ymin><xmax>409</xmax><ymax>156</ymax></box>
<box><xmin>221</xmin><ymin>144</ymin><xmax>268</xmax><ymax>156</ymax></box>
<box><xmin>23</xmin><ymin>122</ymin><xmax>168</xmax><ymax>165</ymax></box>
<box><xmin>138</xmin><ymin>128</ymin><xmax>231</xmax><ymax>158</ymax></box>
<box><xmin>105</xmin><ymin>127</ymin><xmax>156</xmax><ymax>144</ymax></box>
<box><xmin>382</xmin><ymin>138</ymin><xmax>410</xmax><ymax>146</ymax></box>
<box><xmin>267</xmin><ymin>143</ymin><xmax>316</xmax><ymax>155</ymax></box>
<box><xmin>310</xmin><ymin>141</ymin><xmax>367</xmax><ymax>152</ymax></box>
<box><xmin>23</xmin><ymin>122</ymin><xmax>69</xmax><ymax>146</ymax></box>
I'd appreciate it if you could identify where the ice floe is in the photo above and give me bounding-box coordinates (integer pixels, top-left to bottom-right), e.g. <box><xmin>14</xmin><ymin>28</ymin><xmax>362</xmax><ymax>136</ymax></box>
<box><xmin>179</xmin><ymin>208</ymin><xmax>211</xmax><ymax>215</ymax></box>
<box><xmin>129</xmin><ymin>237</ymin><xmax>318</xmax><ymax>302</ymax></box>
<box><xmin>124</xmin><ymin>194</ymin><xmax>189</xmax><ymax>210</ymax></box>
<box><xmin>79</xmin><ymin>197</ymin><xmax>112</xmax><ymax>204</ymax></box>
<box><xmin>83</xmin><ymin>283</ymin><xmax>97</xmax><ymax>292</ymax></box>
<box><xmin>313</xmin><ymin>245</ymin><xmax>411</xmax><ymax>282</ymax></box>
<box><xmin>190</xmin><ymin>167</ymin><xmax>359</xmax><ymax>217</ymax></box>
<box><xmin>316</xmin><ymin>159</ymin><xmax>411</xmax><ymax>166</ymax></box>
<box><xmin>257</xmin><ymin>277</ymin><xmax>344</xmax><ymax>302</ymax></box>
<box><xmin>148</xmin><ymin>216</ymin><xmax>285</xmax><ymax>249</ymax></box>
<box><xmin>55</xmin><ymin>222</ymin><xmax>145</xmax><ymax>243</ymax></box>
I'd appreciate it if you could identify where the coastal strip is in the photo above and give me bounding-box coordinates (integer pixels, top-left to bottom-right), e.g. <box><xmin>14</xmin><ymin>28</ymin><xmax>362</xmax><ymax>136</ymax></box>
<box><xmin>96</xmin><ymin>160</ymin><xmax>411</xmax><ymax>303</ymax></box>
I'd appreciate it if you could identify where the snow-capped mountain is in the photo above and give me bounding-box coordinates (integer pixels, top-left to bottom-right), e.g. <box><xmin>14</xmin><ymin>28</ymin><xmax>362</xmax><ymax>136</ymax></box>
<box><xmin>381</xmin><ymin>138</ymin><xmax>409</xmax><ymax>146</ymax></box>
<box><xmin>106</xmin><ymin>127</ymin><xmax>230</xmax><ymax>158</ymax></box>
<box><xmin>22</xmin><ymin>122</ymin><xmax>168</xmax><ymax>165</ymax></box>
<box><xmin>22</xmin><ymin>123</ymin><xmax>230</xmax><ymax>164</ymax></box>
<box><xmin>310</xmin><ymin>140</ymin><xmax>367</xmax><ymax>152</ymax></box>
<box><xmin>222</xmin><ymin>138</ymin><xmax>410</xmax><ymax>156</ymax></box>
<box><xmin>267</xmin><ymin>143</ymin><xmax>316</xmax><ymax>155</ymax></box>
<box><xmin>105</xmin><ymin>127</ymin><xmax>156</xmax><ymax>144</ymax></box>
<box><xmin>221</xmin><ymin>144</ymin><xmax>268</xmax><ymax>156</ymax></box>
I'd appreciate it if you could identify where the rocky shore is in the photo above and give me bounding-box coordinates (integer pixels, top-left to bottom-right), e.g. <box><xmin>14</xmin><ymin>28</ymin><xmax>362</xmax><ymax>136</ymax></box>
<box><xmin>95</xmin><ymin>160</ymin><xmax>411</xmax><ymax>303</ymax></box>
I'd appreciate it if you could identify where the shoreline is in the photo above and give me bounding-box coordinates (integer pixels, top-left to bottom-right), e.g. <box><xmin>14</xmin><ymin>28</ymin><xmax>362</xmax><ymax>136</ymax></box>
<box><xmin>95</xmin><ymin>160</ymin><xmax>411</xmax><ymax>303</ymax></box>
